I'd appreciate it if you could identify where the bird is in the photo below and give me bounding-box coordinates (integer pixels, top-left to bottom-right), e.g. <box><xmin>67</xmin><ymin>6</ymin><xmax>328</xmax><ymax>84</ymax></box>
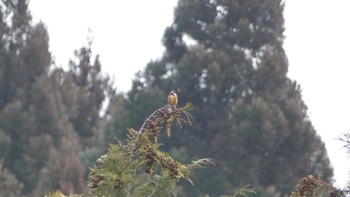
<box><xmin>167</xmin><ymin>90</ymin><xmax>178</xmax><ymax>108</ymax></box>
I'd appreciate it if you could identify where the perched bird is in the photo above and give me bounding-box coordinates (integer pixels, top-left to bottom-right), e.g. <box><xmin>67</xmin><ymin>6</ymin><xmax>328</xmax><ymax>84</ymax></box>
<box><xmin>167</xmin><ymin>90</ymin><xmax>178</xmax><ymax>107</ymax></box>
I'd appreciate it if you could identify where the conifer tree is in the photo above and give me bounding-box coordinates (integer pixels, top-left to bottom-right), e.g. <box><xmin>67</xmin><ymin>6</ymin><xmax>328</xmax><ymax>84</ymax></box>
<box><xmin>109</xmin><ymin>0</ymin><xmax>333</xmax><ymax>196</ymax></box>
<box><xmin>0</xmin><ymin>1</ymin><xmax>114</xmax><ymax>194</ymax></box>
<box><xmin>67</xmin><ymin>41</ymin><xmax>116</xmax><ymax>139</ymax></box>
<box><xmin>0</xmin><ymin>160</ymin><xmax>24</xmax><ymax>197</ymax></box>
<box><xmin>0</xmin><ymin>0</ymin><xmax>54</xmax><ymax>193</ymax></box>
<box><xmin>89</xmin><ymin>103</ymin><xmax>215</xmax><ymax>197</ymax></box>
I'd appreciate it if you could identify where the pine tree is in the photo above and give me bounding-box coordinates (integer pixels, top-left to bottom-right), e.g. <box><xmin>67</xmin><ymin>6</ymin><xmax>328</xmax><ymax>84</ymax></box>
<box><xmin>66</xmin><ymin>40</ymin><xmax>116</xmax><ymax>139</ymax></box>
<box><xmin>110</xmin><ymin>0</ymin><xmax>333</xmax><ymax>196</ymax></box>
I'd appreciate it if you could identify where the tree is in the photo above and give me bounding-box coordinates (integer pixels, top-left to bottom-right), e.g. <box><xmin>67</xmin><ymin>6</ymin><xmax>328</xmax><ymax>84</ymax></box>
<box><xmin>0</xmin><ymin>1</ymin><xmax>116</xmax><ymax>195</ymax></box>
<box><xmin>0</xmin><ymin>0</ymin><xmax>49</xmax><ymax>110</ymax></box>
<box><xmin>89</xmin><ymin>103</ymin><xmax>215</xmax><ymax>197</ymax></box>
<box><xmin>34</xmin><ymin>131</ymin><xmax>85</xmax><ymax>195</ymax></box>
<box><xmin>109</xmin><ymin>0</ymin><xmax>333</xmax><ymax>196</ymax></box>
<box><xmin>0</xmin><ymin>160</ymin><xmax>24</xmax><ymax>197</ymax></box>
<box><xmin>67</xmin><ymin>40</ymin><xmax>116</xmax><ymax>139</ymax></box>
<box><xmin>0</xmin><ymin>0</ymin><xmax>54</xmax><ymax>193</ymax></box>
<box><xmin>46</xmin><ymin>103</ymin><xmax>256</xmax><ymax>197</ymax></box>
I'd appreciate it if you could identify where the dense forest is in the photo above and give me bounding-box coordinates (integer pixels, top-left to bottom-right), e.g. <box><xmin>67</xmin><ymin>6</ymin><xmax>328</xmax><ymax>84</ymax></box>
<box><xmin>0</xmin><ymin>0</ymin><xmax>347</xmax><ymax>196</ymax></box>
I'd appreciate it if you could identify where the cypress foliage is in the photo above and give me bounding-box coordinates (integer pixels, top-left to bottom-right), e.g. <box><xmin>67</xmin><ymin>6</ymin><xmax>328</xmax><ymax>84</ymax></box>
<box><xmin>89</xmin><ymin>103</ymin><xmax>214</xmax><ymax>196</ymax></box>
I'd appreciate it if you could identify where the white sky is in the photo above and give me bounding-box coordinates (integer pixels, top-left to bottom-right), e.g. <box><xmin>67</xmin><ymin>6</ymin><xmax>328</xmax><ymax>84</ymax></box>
<box><xmin>29</xmin><ymin>0</ymin><xmax>350</xmax><ymax>188</ymax></box>
<box><xmin>284</xmin><ymin>0</ymin><xmax>350</xmax><ymax>188</ymax></box>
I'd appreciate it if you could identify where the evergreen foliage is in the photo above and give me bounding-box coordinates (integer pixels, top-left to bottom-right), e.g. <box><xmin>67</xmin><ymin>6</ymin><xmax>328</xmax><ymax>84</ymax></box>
<box><xmin>0</xmin><ymin>0</ymin><xmax>53</xmax><ymax>192</ymax></box>
<box><xmin>290</xmin><ymin>175</ymin><xmax>345</xmax><ymax>197</ymax></box>
<box><xmin>0</xmin><ymin>160</ymin><xmax>24</xmax><ymax>197</ymax></box>
<box><xmin>68</xmin><ymin>40</ymin><xmax>116</xmax><ymax>138</ymax></box>
<box><xmin>45</xmin><ymin>191</ymin><xmax>82</xmax><ymax>197</ymax></box>
<box><xmin>0</xmin><ymin>0</ymin><xmax>116</xmax><ymax>195</ymax></box>
<box><xmin>89</xmin><ymin>103</ymin><xmax>214</xmax><ymax>196</ymax></box>
<box><xmin>106</xmin><ymin>0</ymin><xmax>334</xmax><ymax>196</ymax></box>
<box><xmin>0</xmin><ymin>0</ymin><xmax>345</xmax><ymax>196</ymax></box>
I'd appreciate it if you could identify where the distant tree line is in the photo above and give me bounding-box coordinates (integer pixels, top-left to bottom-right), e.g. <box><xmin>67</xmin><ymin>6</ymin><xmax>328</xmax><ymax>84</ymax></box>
<box><xmin>0</xmin><ymin>0</ymin><xmax>117</xmax><ymax>195</ymax></box>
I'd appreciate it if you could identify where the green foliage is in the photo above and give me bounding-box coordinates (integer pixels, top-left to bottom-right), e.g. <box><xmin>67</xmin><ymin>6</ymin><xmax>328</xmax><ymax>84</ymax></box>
<box><xmin>34</xmin><ymin>132</ymin><xmax>85</xmax><ymax>195</ymax></box>
<box><xmin>0</xmin><ymin>0</ymin><xmax>341</xmax><ymax>196</ymax></box>
<box><xmin>0</xmin><ymin>131</ymin><xmax>11</xmax><ymax>157</ymax></box>
<box><xmin>45</xmin><ymin>191</ymin><xmax>82</xmax><ymax>197</ymax></box>
<box><xmin>0</xmin><ymin>159</ymin><xmax>24</xmax><ymax>197</ymax></box>
<box><xmin>221</xmin><ymin>185</ymin><xmax>256</xmax><ymax>197</ymax></box>
<box><xmin>115</xmin><ymin>0</ymin><xmax>334</xmax><ymax>196</ymax></box>
<box><xmin>0</xmin><ymin>0</ymin><xmax>55</xmax><ymax>193</ymax></box>
<box><xmin>88</xmin><ymin>103</ymin><xmax>214</xmax><ymax>196</ymax></box>
<box><xmin>200</xmin><ymin>185</ymin><xmax>256</xmax><ymax>197</ymax></box>
<box><xmin>0</xmin><ymin>1</ymin><xmax>116</xmax><ymax>195</ymax></box>
<box><xmin>68</xmin><ymin>40</ymin><xmax>116</xmax><ymax>138</ymax></box>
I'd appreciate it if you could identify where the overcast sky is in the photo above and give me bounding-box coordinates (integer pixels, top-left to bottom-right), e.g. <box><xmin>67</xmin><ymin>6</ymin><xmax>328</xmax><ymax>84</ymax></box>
<box><xmin>284</xmin><ymin>0</ymin><xmax>350</xmax><ymax>188</ymax></box>
<box><xmin>29</xmin><ymin>0</ymin><xmax>350</xmax><ymax>188</ymax></box>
